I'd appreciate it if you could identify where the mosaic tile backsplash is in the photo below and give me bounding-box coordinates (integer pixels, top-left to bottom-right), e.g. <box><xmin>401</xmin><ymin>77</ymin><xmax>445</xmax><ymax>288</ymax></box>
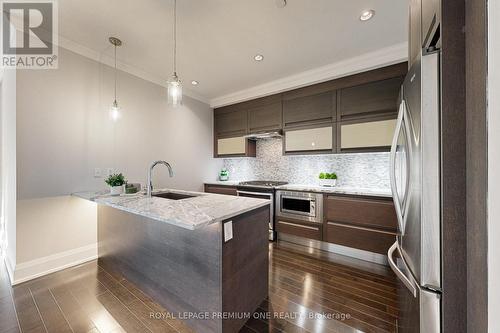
<box><xmin>222</xmin><ymin>138</ymin><xmax>390</xmax><ymax>189</ymax></box>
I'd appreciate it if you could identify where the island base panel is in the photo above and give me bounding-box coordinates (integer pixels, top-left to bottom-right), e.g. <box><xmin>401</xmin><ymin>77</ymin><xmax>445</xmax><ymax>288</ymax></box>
<box><xmin>97</xmin><ymin>204</ymin><xmax>270</xmax><ymax>333</ymax></box>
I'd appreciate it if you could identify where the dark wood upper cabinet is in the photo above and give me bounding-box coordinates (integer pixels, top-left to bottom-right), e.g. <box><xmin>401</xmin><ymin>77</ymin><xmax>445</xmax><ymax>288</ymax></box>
<box><xmin>283</xmin><ymin>91</ymin><xmax>336</xmax><ymax>128</ymax></box>
<box><xmin>337</xmin><ymin>77</ymin><xmax>403</xmax><ymax>121</ymax></box>
<box><xmin>247</xmin><ymin>101</ymin><xmax>282</xmax><ymax>133</ymax></box>
<box><xmin>214</xmin><ymin>108</ymin><xmax>247</xmax><ymax>137</ymax></box>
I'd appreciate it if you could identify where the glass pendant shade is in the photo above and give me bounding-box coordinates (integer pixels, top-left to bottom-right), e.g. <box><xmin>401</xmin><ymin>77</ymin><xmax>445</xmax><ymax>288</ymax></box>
<box><xmin>167</xmin><ymin>73</ymin><xmax>182</xmax><ymax>106</ymax></box>
<box><xmin>109</xmin><ymin>100</ymin><xmax>121</xmax><ymax>122</ymax></box>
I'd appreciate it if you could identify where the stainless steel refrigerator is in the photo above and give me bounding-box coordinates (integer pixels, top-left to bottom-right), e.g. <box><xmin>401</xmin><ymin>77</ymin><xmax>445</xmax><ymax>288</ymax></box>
<box><xmin>387</xmin><ymin>50</ymin><xmax>442</xmax><ymax>332</ymax></box>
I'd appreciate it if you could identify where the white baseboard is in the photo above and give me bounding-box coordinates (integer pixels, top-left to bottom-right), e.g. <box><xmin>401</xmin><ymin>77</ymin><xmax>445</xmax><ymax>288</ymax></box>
<box><xmin>4</xmin><ymin>255</ymin><xmax>15</xmax><ymax>284</ymax></box>
<box><xmin>12</xmin><ymin>244</ymin><xmax>97</xmax><ymax>285</ymax></box>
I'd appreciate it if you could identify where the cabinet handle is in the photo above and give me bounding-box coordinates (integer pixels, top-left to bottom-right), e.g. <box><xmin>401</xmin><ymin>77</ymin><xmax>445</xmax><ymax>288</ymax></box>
<box><xmin>278</xmin><ymin>221</ymin><xmax>319</xmax><ymax>231</ymax></box>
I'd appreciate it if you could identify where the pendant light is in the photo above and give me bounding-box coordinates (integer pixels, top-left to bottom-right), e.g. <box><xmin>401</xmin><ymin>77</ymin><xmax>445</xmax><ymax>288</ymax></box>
<box><xmin>109</xmin><ymin>36</ymin><xmax>122</xmax><ymax>121</ymax></box>
<box><xmin>167</xmin><ymin>0</ymin><xmax>182</xmax><ymax>106</ymax></box>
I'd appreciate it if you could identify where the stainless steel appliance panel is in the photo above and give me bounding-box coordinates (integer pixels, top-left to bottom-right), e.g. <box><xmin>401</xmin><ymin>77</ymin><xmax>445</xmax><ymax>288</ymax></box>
<box><xmin>420</xmin><ymin>52</ymin><xmax>441</xmax><ymax>289</ymax></box>
<box><xmin>237</xmin><ymin>189</ymin><xmax>274</xmax><ymax>240</ymax></box>
<box><xmin>276</xmin><ymin>190</ymin><xmax>323</xmax><ymax>223</ymax></box>
<box><xmin>399</xmin><ymin>55</ymin><xmax>423</xmax><ymax>281</ymax></box>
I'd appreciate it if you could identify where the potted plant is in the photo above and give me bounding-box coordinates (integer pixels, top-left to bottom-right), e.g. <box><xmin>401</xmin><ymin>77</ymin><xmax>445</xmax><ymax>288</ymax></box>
<box><xmin>105</xmin><ymin>173</ymin><xmax>126</xmax><ymax>195</ymax></box>
<box><xmin>319</xmin><ymin>172</ymin><xmax>337</xmax><ymax>187</ymax></box>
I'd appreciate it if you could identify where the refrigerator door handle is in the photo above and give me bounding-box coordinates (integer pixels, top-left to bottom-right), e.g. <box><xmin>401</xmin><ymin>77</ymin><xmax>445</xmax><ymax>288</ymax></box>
<box><xmin>389</xmin><ymin>102</ymin><xmax>406</xmax><ymax>235</ymax></box>
<box><xmin>388</xmin><ymin>241</ymin><xmax>417</xmax><ymax>297</ymax></box>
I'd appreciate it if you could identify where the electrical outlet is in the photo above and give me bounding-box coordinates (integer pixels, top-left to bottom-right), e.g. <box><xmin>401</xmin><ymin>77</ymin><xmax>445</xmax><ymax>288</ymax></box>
<box><xmin>224</xmin><ymin>221</ymin><xmax>233</xmax><ymax>242</ymax></box>
<box><xmin>106</xmin><ymin>168</ymin><xmax>114</xmax><ymax>176</ymax></box>
<box><xmin>94</xmin><ymin>168</ymin><xmax>102</xmax><ymax>178</ymax></box>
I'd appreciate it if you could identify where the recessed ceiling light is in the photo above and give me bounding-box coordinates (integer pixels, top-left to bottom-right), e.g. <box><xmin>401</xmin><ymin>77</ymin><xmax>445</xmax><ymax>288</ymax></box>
<box><xmin>254</xmin><ymin>54</ymin><xmax>264</xmax><ymax>61</ymax></box>
<box><xmin>275</xmin><ymin>0</ymin><xmax>287</xmax><ymax>8</ymax></box>
<box><xmin>359</xmin><ymin>9</ymin><xmax>375</xmax><ymax>21</ymax></box>
<box><xmin>191</xmin><ymin>80</ymin><xmax>199</xmax><ymax>86</ymax></box>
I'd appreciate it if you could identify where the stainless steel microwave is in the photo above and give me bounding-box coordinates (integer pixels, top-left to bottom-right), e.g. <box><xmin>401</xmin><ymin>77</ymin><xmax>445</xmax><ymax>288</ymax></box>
<box><xmin>275</xmin><ymin>190</ymin><xmax>323</xmax><ymax>223</ymax></box>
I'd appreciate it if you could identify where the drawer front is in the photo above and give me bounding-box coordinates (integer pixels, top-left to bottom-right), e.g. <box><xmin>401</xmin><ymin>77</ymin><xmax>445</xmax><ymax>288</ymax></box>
<box><xmin>276</xmin><ymin>220</ymin><xmax>322</xmax><ymax>240</ymax></box>
<box><xmin>204</xmin><ymin>184</ymin><xmax>237</xmax><ymax>196</ymax></box>
<box><xmin>326</xmin><ymin>195</ymin><xmax>397</xmax><ymax>230</ymax></box>
<box><xmin>325</xmin><ymin>222</ymin><xmax>396</xmax><ymax>254</ymax></box>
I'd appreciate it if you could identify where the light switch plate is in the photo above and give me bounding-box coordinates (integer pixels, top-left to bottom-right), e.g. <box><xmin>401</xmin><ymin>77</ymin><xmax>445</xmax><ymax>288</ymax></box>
<box><xmin>106</xmin><ymin>168</ymin><xmax>114</xmax><ymax>176</ymax></box>
<box><xmin>94</xmin><ymin>168</ymin><xmax>102</xmax><ymax>178</ymax></box>
<box><xmin>224</xmin><ymin>221</ymin><xmax>233</xmax><ymax>242</ymax></box>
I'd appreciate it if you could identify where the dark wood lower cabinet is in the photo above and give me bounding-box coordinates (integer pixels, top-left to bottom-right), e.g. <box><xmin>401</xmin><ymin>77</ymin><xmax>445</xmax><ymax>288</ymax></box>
<box><xmin>204</xmin><ymin>184</ymin><xmax>238</xmax><ymax>196</ymax></box>
<box><xmin>276</xmin><ymin>218</ymin><xmax>323</xmax><ymax>240</ymax></box>
<box><xmin>277</xmin><ymin>193</ymin><xmax>397</xmax><ymax>256</ymax></box>
<box><xmin>325</xmin><ymin>194</ymin><xmax>398</xmax><ymax>230</ymax></box>
<box><xmin>324</xmin><ymin>222</ymin><xmax>397</xmax><ymax>254</ymax></box>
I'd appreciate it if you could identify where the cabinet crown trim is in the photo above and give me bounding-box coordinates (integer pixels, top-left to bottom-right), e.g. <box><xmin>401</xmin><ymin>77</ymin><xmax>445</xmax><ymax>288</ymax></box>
<box><xmin>210</xmin><ymin>42</ymin><xmax>407</xmax><ymax>108</ymax></box>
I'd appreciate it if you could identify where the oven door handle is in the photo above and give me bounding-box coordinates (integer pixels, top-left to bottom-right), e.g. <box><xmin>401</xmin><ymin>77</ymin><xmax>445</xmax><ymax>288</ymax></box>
<box><xmin>236</xmin><ymin>191</ymin><xmax>273</xmax><ymax>198</ymax></box>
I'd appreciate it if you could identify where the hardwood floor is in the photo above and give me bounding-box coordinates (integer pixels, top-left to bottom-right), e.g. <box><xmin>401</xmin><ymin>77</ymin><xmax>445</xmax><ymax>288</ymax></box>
<box><xmin>0</xmin><ymin>241</ymin><xmax>398</xmax><ymax>333</ymax></box>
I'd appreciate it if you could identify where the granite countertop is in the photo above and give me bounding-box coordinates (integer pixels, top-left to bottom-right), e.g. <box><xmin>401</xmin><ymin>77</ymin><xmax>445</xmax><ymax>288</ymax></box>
<box><xmin>204</xmin><ymin>181</ymin><xmax>392</xmax><ymax>198</ymax></box>
<box><xmin>72</xmin><ymin>188</ymin><xmax>270</xmax><ymax>230</ymax></box>
<box><xmin>275</xmin><ymin>184</ymin><xmax>392</xmax><ymax>198</ymax></box>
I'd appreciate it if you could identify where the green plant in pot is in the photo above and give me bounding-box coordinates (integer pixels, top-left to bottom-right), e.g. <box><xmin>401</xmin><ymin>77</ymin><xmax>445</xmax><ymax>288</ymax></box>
<box><xmin>105</xmin><ymin>173</ymin><xmax>126</xmax><ymax>195</ymax></box>
<box><xmin>318</xmin><ymin>172</ymin><xmax>337</xmax><ymax>187</ymax></box>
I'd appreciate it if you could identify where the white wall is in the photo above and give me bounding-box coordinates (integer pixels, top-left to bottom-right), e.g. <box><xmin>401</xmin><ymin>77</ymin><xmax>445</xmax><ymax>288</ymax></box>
<box><xmin>488</xmin><ymin>1</ymin><xmax>500</xmax><ymax>331</ymax></box>
<box><xmin>17</xmin><ymin>47</ymin><xmax>219</xmax><ymax>198</ymax></box>
<box><xmin>13</xmin><ymin>47</ymin><xmax>220</xmax><ymax>283</ymax></box>
<box><xmin>0</xmin><ymin>67</ymin><xmax>17</xmax><ymax>281</ymax></box>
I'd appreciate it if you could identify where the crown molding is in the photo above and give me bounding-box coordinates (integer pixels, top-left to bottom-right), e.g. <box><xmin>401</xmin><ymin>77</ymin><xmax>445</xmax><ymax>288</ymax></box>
<box><xmin>56</xmin><ymin>35</ymin><xmax>210</xmax><ymax>104</ymax></box>
<box><xmin>209</xmin><ymin>42</ymin><xmax>408</xmax><ymax>108</ymax></box>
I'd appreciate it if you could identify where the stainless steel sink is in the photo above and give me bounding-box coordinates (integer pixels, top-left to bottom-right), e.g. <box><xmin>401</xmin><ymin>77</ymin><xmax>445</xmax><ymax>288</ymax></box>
<box><xmin>152</xmin><ymin>192</ymin><xmax>196</xmax><ymax>200</ymax></box>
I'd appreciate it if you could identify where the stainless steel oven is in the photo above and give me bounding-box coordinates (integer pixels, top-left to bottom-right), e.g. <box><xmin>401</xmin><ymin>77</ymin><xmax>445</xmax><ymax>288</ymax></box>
<box><xmin>276</xmin><ymin>190</ymin><xmax>323</xmax><ymax>223</ymax></box>
<box><xmin>236</xmin><ymin>189</ymin><xmax>275</xmax><ymax>240</ymax></box>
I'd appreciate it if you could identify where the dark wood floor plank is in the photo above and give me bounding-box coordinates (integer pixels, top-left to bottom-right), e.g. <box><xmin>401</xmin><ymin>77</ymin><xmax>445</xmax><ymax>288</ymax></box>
<box><xmin>11</xmin><ymin>285</ymin><xmax>47</xmax><ymax>333</ymax></box>
<box><xmin>125</xmin><ymin>299</ymin><xmax>178</xmax><ymax>333</ymax></box>
<box><xmin>103</xmin><ymin>270</ymin><xmax>194</xmax><ymax>333</ymax></box>
<box><xmin>271</xmin><ymin>259</ymin><xmax>398</xmax><ymax>307</ymax></box>
<box><xmin>270</xmin><ymin>280</ymin><xmax>396</xmax><ymax>331</ymax></box>
<box><xmin>71</xmin><ymin>287</ymin><xmax>123</xmax><ymax>333</ymax></box>
<box><xmin>50</xmin><ymin>284</ymin><xmax>99</xmax><ymax>333</ymax></box>
<box><xmin>3</xmin><ymin>241</ymin><xmax>399</xmax><ymax>333</ymax></box>
<box><xmin>250</xmin><ymin>304</ymin><xmax>311</xmax><ymax>333</ymax></box>
<box><xmin>261</xmin><ymin>296</ymin><xmax>355</xmax><ymax>333</ymax></box>
<box><xmin>270</xmin><ymin>265</ymin><xmax>398</xmax><ymax>316</ymax></box>
<box><xmin>269</xmin><ymin>285</ymin><xmax>391</xmax><ymax>333</ymax></box>
<box><xmin>0</xmin><ymin>295</ymin><xmax>21</xmax><ymax>333</ymax></box>
<box><xmin>95</xmin><ymin>270</ymin><xmax>137</xmax><ymax>306</ymax></box>
<box><xmin>272</xmin><ymin>242</ymin><xmax>395</xmax><ymax>278</ymax></box>
<box><xmin>96</xmin><ymin>291</ymin><xmax>152</xmax><ymax>333</ymax></box>
<box><xmin>272</xmin><ymin>256</ymin><xmax>397</xmax><ymax>296</ymax></box>
<box><xmin>30</xmin><ymin>287</ymin><xmax>73</xmax><ymax>333</ymax></box>
<box><xmin>272</xmin><ymin>249</ymin><xmax>396</xmax><ymax>286</ymax></box>
<box><xmin>270</xmin><ymin>273</ymin><xmax>397</xmax><ymax>324</ymax></box>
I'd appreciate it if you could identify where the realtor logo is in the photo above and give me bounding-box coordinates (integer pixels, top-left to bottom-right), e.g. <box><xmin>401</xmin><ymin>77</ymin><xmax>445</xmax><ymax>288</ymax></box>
<box><xmin>2</xmin><ymin>0</ymin><xmax>58</xmax><ymax>69</ymax></box>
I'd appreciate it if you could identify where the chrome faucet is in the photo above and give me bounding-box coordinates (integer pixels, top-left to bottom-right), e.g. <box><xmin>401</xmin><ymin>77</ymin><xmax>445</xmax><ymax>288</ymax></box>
<box><xmin>147</xmin><ymin>160</ymin><xmax>174</xmax><ymax>197</ymax></box>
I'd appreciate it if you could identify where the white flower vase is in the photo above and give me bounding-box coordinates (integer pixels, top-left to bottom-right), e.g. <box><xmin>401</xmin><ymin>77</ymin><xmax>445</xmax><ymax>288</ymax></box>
<box><xmin>319</xmin><ymin>179</ymin><xmax>337</xmax><ymax>187</ymax></box>
<box><xmin>110</xmin><ymin>185</ymin><xmax>124</xmax><ymax>196</ymax></box>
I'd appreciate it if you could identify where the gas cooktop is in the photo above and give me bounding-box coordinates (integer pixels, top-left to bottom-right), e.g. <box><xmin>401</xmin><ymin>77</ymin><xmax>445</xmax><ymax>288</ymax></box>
<box><xmin>238</xmin><ymin>180</ymin><xmax>289</xmax><ymax>188</ymax></box>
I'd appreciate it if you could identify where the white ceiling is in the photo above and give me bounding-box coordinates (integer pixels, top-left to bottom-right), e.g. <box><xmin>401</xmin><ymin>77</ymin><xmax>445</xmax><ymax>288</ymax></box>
<box><xmin>57</xmin><ymin>0</ymin><xmax>408</xmax><ymax>104</ymax></box>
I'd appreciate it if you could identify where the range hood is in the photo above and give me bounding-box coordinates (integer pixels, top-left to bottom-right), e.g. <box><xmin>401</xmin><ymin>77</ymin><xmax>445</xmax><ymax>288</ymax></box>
<box><xmin>244</xmin><ymin>130</ymin><xmax>283</xmax><ymax>139</ymax></box>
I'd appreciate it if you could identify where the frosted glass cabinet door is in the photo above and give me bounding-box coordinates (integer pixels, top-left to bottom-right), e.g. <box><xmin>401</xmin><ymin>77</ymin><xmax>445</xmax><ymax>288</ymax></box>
<box><xmin>340</xmin><ymin>119</ymin><xmax>397</xmax><ymax>150</ymax></box>
<box><xmin>285</xmin><ymin>126</ymin><xmax>333</xmax><ymax>152</ymax></box>
<box><xmin>217</xmin><ymin>137</ymin><xmax>246</xmax><ymax>155</ymax></box>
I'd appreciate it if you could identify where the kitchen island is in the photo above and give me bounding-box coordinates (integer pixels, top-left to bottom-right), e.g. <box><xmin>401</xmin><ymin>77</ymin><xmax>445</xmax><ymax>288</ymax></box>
<box><xmin>75</xmin><ymin>189</ymin><xmax>270</xmax><ymax>333</ymax></box>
